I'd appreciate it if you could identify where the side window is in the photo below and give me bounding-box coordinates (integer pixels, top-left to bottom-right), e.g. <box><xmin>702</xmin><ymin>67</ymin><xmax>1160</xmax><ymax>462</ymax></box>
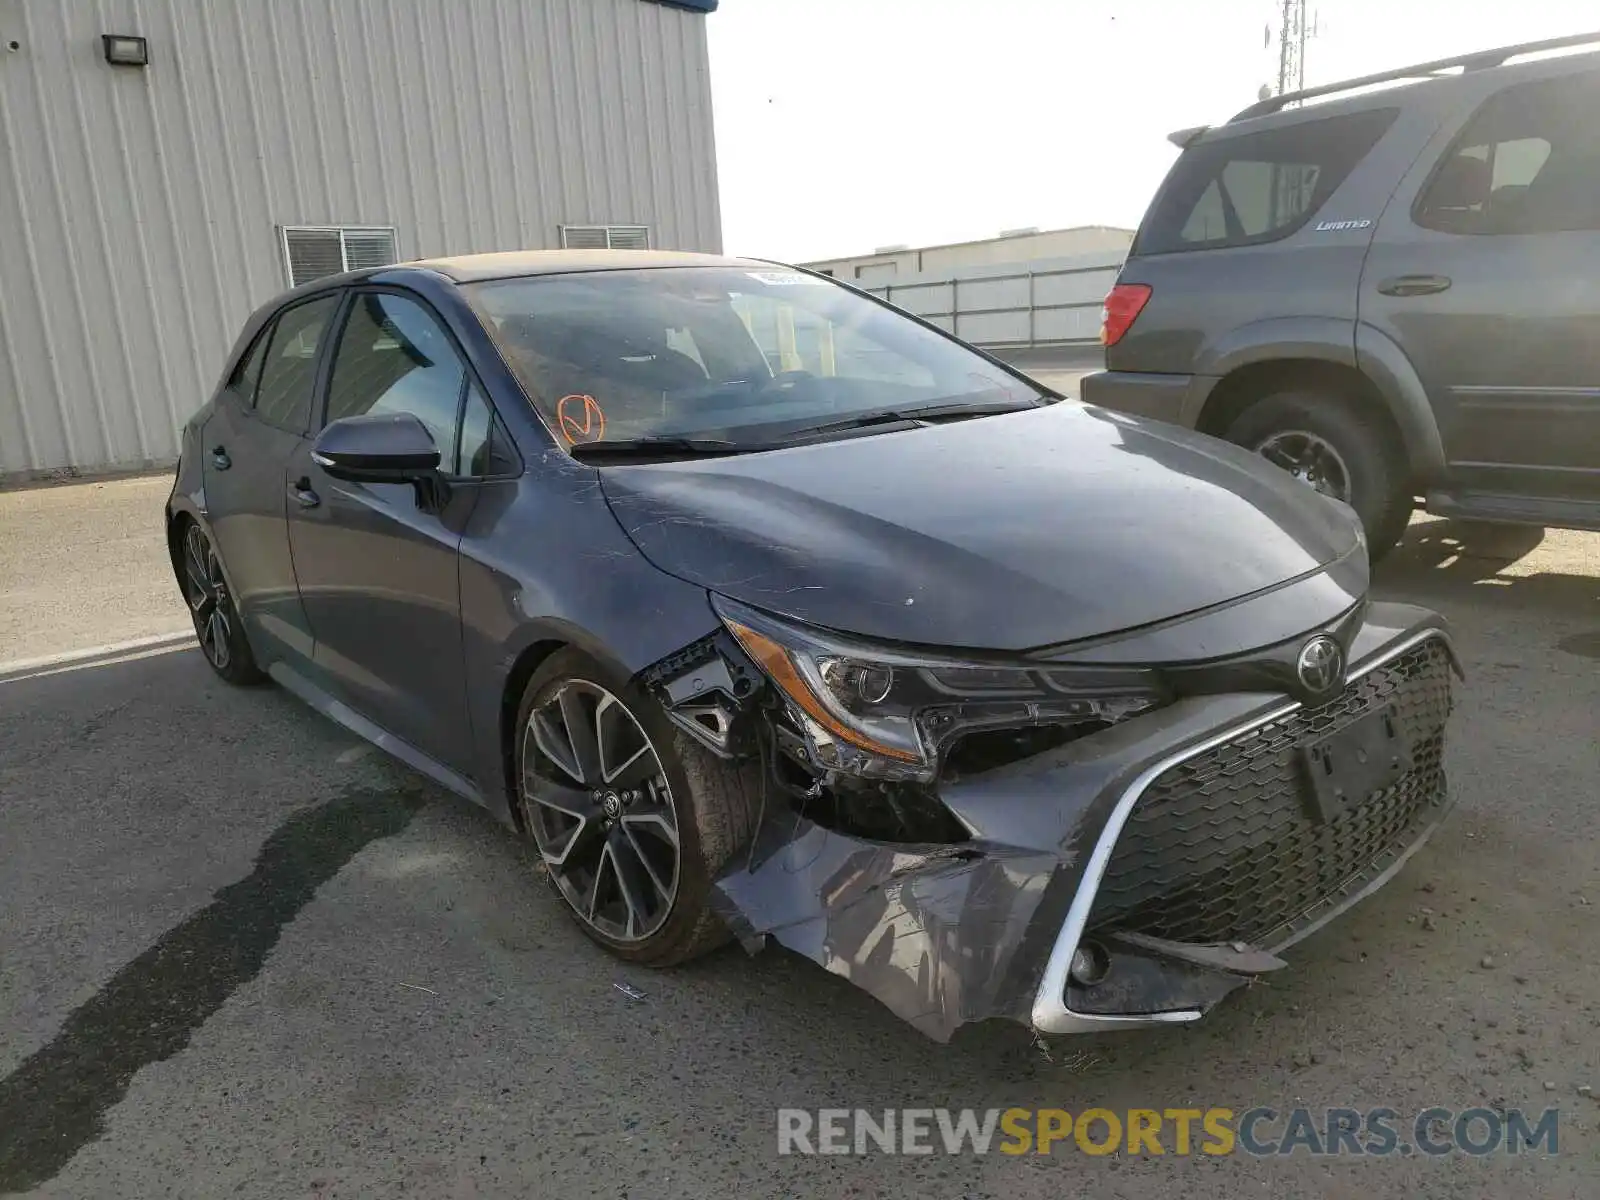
<box><xmin>1137</xmin><ymin>107</ymin><xmax>1398</xmax><ymax>254</ymax></box>
<box><xmin>223</xmin><ymin>328</ymin><xmax>270</xmax><ymax>407</ymax></box>
<box><xmin>1179</xmin><ymin>181</ymin><xmax>1228</xmax><ymax>244</ymax></box>
<box><xmin>255</xmin><ymin>295</ymin><xmax>339</xmax><ymax>433</ymax></box>
<box><xmin>325</xmin><ymin>292</ymin><xmax>465</xmax><ymax>467</ymax></box>
<box><xmin>1180</xmin><ymin>164</ymin><xmax>1321</xmax><ymax>242</ymax></box>
<box><xmin>1417</xmin><ymin>71</ymin><xmax>1600</xmax><ymax>235</ymax></box>
<box><xmin>457</xmin><ymin>383</ymin><xmax>520</xmax><ymax>477</ymax></box>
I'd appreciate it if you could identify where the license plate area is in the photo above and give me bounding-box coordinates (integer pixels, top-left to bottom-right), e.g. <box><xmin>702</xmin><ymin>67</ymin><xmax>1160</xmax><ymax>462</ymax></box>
<box><xmin>1298</xmin><ymin>705</ymin><xmax>1411</xmax><ymax>824</ymax></box>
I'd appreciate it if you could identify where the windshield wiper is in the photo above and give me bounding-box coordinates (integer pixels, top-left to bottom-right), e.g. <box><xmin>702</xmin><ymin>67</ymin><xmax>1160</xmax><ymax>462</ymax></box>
<box><xmin>783</xmin><ymin>399</ymin><xmax>1040</xmax><ymax>439</ymax></box>
<box><xmin>567</xmin><ymin>436</ymin><xmax>751</xmax><ymax>461</ymax></box>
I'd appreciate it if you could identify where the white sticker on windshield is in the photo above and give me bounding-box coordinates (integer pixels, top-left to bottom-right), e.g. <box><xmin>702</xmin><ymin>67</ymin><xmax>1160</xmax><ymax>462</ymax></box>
<box><xmin>745</xmin><ymin>270</ymin><xmax>829</xmax><ymax>286</ymax></box>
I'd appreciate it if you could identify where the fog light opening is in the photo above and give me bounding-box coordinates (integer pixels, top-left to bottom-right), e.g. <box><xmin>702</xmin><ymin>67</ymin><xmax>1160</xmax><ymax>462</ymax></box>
<box><xmin>1069</xmin><ymin>940</ymin><xmax>1110</xmax><ymax>987</ymax></box>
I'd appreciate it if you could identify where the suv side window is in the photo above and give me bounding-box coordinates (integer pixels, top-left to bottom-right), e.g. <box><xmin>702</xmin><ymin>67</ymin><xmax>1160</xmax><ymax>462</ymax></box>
<box><xmin>255</xmin><ymin>295</ymin><xmax>339</xmax><ymax>434</ymax></box>
<box><xmin>325</xmin><ymin>292</ymin><xmax>466</xmax><ymax>470</ymax></box>
<box><xmin>1137</xmin><ymin>108</ymin><xmax>1399</xmax><ymax>254</ymax></box>
<box><xmin>1416</xmin><ymin>70</ymin><xmax>1600</xmax><ymax>235</ymax></box>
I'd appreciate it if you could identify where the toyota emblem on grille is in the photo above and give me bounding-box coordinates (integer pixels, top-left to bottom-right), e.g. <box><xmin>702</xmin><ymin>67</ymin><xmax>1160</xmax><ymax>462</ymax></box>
<box><xmin>1296</xmin><ymin>635</ymin><xmax>1345</xmax><ymax>696</ymax></box>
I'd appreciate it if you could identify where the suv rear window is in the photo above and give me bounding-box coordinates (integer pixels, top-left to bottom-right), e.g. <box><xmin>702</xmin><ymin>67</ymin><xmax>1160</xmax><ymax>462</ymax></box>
<box><xmin>1135</xmin><ymin>108</ymin><xmax>1399</xmax><ymax>255</ymax></box>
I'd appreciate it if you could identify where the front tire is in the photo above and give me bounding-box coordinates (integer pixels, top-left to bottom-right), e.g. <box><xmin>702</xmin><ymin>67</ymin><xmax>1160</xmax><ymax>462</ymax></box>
<box><xmin>178</xmin><ymin>521</ymin><xmax>264</xmax><ymax>685</ymax></box>
<box><xmin>1226</xmin><ymin>389</ymin><xmax>1413</xmax><ymax>559</ymax></box>
<box><xmin>513</xmin><ymin>648</ymin><xmax>761</xmax><ymax>965</ymax></box>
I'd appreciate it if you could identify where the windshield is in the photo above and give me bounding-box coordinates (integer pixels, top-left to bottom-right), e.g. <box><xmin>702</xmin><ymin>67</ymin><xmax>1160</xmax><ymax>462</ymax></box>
<box><xmin>463</xmin><ymin>267</ymin><xmax>1047</xmax><ymax>449</ymax></box>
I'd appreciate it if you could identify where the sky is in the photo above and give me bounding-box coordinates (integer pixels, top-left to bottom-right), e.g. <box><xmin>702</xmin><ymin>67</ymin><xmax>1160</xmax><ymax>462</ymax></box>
<box><xmin>706</xmin><ymin>0</ymin><xmax>1596</xmax><ymax>262</ymax></box>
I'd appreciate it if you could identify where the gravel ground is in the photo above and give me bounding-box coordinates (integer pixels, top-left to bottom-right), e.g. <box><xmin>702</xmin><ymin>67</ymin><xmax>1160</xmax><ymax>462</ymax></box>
<box><xmin>0</xmin><ymin>475</ymin><xmax>188</xmax><ymax>663</ymax></box>
<box><xmin>0</xmin><ymin>479</ymin><xmax>1596</xmax><ymax>1197</ymax></box>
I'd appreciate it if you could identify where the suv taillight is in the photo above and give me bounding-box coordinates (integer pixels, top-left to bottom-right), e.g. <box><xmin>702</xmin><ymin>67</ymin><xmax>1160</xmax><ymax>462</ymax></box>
<box><xmin>1100</xmin><ymin>283</ymin><xmax>1152</xmax><ymax>347</ymax></box>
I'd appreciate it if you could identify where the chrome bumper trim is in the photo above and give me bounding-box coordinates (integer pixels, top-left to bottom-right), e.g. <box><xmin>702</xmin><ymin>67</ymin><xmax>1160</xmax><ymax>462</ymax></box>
<box><xmin>1030</xmin><ymin>626</ymin><xmax>1454</xmax><ymax>1035</ymax></box>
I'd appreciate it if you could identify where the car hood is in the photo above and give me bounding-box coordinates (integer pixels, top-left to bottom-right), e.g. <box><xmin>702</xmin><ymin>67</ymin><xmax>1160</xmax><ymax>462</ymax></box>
<box><xmin>599</xmin><ymin>404</ymin><xmax>1362</xmax><ymax>653</ymax></box>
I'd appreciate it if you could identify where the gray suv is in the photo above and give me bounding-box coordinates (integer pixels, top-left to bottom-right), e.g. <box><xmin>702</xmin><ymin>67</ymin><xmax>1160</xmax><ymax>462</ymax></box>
<box><xmin>1083</xmin><ymin>32</ymin><xmax>1600</xmax><ymax>556</ymax></box>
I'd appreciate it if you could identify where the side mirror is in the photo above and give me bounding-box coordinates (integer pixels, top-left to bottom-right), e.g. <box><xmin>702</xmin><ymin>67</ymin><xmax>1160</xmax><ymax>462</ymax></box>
<box><xmin>311</xmin><ymin>413</ymin><xmax>449</xmax><ymax>511</ymax></box>
<box><xmin>311</xmin><ymin>413</ymin><xmax>441</xmax><ymax>483</ymax></box>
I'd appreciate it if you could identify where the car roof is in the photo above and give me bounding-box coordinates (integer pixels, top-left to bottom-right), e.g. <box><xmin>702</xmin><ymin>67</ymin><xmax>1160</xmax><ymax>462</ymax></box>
<box><xmin>231</xmin><ymin>249</ymin><xmax>790</xmax><ymax>369</ymax></box>
<box><xmin>407</xmin><ymin>248</ymin><xmax>771</xmax><ymax>282</ymax></box>
<box><xmin>257</xmin><ymin>249</ymin><xmax>779</xmax><ymax>315</ymax></box>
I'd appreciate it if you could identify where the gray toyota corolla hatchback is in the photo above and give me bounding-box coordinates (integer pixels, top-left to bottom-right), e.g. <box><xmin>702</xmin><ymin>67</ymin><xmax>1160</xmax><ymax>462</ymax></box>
<box><xmin>168</xmin><ymin>250</ymin><xmax>1458</xmax><ymax>1040</ymax></box>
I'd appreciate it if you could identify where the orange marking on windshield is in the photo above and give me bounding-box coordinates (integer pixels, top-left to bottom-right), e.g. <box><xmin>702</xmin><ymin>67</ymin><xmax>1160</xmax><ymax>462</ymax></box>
<box><xmin>557</xmin><ymin>393</ymin><xmax>607</xmax><ymax>444</ymax></box>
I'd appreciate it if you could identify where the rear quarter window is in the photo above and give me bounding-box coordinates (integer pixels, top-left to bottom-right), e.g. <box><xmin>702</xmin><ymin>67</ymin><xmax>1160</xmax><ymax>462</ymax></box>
<box><xmin>1135</xmin><ymin>107</ymin><xmax>1399</xmax><ymax>255</ymax></box>
<box><xmin>222</xmin><ymin>328</ymin><xmax>270</xmax><ymax>407</ymax></box>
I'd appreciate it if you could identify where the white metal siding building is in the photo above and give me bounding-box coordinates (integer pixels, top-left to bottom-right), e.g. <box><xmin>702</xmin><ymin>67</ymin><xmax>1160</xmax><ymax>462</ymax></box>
<box><xmin>803</xmin><ymin>226</ymin><xmax>1134</xmax><ymax>284</ymax></box>
<box><xmin>0</xmin><ymin>0</ymin><xmax>721</xmax><ymax>481</ymax></box>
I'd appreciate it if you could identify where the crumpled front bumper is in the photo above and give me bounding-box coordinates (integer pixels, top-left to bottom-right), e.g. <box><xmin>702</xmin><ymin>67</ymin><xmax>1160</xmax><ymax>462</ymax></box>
<box><xmin>706</xmin><ymin>602</ymin><xmax>1458</xmax><ymax>1042</ymax></box>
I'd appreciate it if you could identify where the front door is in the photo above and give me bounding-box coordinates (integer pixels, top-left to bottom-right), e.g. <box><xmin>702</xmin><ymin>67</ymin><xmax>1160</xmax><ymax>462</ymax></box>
<box><xmin>286</xmin><ymin>289</ymin><xmax>481</xmax><ymax>773</ymax></box>
<box><xmin>202</xmin><ymin>294</ymin><xmax>340</xmax><ymax>665</ymax></box>
<box><xmin>1360</xmin><ymin>66</ymin><xmax>1600</xmax><ymax>504</ymax></box>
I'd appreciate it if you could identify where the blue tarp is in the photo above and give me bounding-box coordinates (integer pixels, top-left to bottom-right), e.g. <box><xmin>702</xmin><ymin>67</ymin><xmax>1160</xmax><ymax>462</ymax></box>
<box><xmin>645</xmin><ymin>0</ymin><xmax>717</xmax><ymax>11</ymax></box>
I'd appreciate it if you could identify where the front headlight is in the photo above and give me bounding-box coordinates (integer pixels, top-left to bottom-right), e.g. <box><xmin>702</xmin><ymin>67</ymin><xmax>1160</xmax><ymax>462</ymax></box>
<box><xmin>714</xmin><ymin>596</ymin><xmax>1163</xmax><ymax>780</ymax></box>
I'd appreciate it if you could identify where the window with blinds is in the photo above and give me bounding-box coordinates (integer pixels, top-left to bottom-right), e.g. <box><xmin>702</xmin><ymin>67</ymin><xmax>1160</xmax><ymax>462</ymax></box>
<box><xmin>558</xmin><ymin>225</ymin><xmax>651</xmax><ymax>250</ymax></box>
<box><xmin>279</xmin><ymin>226</ymin><xmax>399</xmax><ymax>287</ymax></box>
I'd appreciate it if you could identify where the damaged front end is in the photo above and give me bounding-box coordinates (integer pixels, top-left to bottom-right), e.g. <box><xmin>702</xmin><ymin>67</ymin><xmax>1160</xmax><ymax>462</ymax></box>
<box><xmin>639</xmin><ymin>598</ymin><xmax>1458</xmax><ymax>1043</ymax></box>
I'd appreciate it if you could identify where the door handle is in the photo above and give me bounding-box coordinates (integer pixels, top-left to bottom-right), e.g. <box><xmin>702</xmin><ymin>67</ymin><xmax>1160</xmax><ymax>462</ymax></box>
<box><xmin>210</xmin><ymin>445</ymin><xmax>231</xmax><ymax>470</ymax></box>
<box><xmin>289</xmin><ymin>477</ymin><xmax>320</xmax><ymax>509</ymax></box>
<box><xmin>1376</xmin><ymin>274</ymin><xmax>1452</xmax><ymax>297</ymax></box>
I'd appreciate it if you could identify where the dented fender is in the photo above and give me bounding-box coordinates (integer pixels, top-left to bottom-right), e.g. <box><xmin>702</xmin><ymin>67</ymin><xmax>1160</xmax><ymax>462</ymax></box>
<box><xmin>702</xmin><ymin>682</ymin><xmax>1289</xmax><ymax>1041</ymax></box>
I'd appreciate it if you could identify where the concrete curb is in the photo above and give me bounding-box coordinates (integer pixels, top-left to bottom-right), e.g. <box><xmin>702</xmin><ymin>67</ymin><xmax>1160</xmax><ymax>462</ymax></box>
<box><xmin>0</xmin><ymin>630</ymin><xmax>194</xmax><ymax>684</ymax></box>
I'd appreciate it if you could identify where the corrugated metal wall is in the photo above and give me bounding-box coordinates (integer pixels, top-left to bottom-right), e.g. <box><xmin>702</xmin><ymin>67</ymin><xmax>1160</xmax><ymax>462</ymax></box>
<box><xmin>803</xmin><ymin>228</ymin><xmax>1134</xmax><ymax>283</ymax></box>
<box><xmin>0</xmin><ymin>0</ymin><xmax>721</xmax><ymax>480</ymax></box>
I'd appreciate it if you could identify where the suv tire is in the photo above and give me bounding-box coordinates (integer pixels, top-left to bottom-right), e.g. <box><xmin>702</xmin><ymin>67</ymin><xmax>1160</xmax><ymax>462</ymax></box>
<box><xmin>1226</xmin><ymin>390</ymin><xmax>1412</xmax><ymax>559</ymax></box>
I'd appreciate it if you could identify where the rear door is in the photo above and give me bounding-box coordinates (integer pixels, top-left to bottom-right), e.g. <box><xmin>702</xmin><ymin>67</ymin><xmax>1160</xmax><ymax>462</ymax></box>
<box><xmin>1360</xmin><ymin>66</ymin><xmax>1600</xmax><ymax>503</ymax></box>
<box><xmin>202</xmin><ymin>294</ymin><xmax>339</xmax><ymax>665</ymax></box>
<box><xmin>284</xmin><ymin>288</ymin><xmax>483</xmax><ymax>774</ymax></box>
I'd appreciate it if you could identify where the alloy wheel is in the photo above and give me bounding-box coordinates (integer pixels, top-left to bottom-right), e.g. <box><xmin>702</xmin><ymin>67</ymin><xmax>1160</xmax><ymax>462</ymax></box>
<box><xmin>1254</xmin><ymin>430</ymin><xmax>1353</xmax><ymax>503</ymax></box>
<box><xmin>182</xmin><ymin>524</ymin><xmax>233</xmax><ymax>671</ymax></box>
<box><xmin>521</xmin><ymin>680</ymin><xmax>681</xmax><ymax>942</ymax></box>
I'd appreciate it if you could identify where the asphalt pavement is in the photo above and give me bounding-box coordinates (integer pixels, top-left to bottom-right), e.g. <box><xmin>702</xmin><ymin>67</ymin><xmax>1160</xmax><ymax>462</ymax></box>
<box><xmin>1</xmin><ymin>478</ymin><xmax>1597</xmax><ymax>1197</ymax></box>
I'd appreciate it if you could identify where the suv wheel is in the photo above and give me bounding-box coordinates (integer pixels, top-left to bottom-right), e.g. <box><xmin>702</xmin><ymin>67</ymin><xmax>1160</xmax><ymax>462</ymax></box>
<box><xmin>1226</xmin><ymin>390</ymin><xmax>1412</xmax><ymax>558</ymax></box>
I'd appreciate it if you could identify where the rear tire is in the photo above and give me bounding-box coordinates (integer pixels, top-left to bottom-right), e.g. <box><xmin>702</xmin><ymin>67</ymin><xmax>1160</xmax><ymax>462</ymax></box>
<box><xmin>513</xmin><ymin>647</ymin><xmax>763</xmax><ymax>966</ymax></box>
<box><xmin>1226</xmin><ymin>389</ymin><xmax>1413</xmax><ymax>559</ymax></box>
<box><xmin>177</xmin><ymin>520</ymin><xmax>265</xmax><ymax>685</ymax></box>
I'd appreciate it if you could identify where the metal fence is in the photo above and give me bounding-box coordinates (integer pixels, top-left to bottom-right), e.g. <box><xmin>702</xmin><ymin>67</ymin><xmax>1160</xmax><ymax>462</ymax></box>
<box><xmin>861</xmin><ymin>250</ymin><xmax>1124</xmax><ymax>349</ymax></box>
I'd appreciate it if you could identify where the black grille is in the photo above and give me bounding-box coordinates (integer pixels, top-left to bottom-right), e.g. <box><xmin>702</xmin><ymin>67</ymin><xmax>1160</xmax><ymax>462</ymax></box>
<box><xmin>1087</xmin><ymin>638</ymin><xmax>1453</xmax><ymax>949</ymax></box>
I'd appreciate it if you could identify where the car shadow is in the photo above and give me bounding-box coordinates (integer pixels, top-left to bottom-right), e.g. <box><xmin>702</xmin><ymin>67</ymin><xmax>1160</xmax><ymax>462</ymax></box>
<box><xmin>1375</xmin><ymin>516</ymin><xmax>1597</xmax><ymax>622</ymax></box>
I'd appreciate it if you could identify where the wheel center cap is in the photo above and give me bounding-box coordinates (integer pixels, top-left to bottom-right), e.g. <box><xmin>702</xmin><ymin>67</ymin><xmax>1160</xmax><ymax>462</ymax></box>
<box><xmin>601</xmin><ymin>792</ymin><xmax>621</xmax><ymax>819</ymax></box>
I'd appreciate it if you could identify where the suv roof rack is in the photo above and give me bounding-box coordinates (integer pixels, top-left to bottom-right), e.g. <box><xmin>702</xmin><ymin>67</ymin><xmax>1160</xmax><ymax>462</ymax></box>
<box><xmin>1230</xmin><ymin>29</ymin><xmax>1600</xmax><ymax>122</ymax></box>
